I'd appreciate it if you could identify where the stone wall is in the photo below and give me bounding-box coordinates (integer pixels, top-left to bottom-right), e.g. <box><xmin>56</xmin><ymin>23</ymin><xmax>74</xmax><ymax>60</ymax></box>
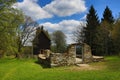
<box><xmin>51</xmin><ymin>44</ymin><xmax>76</xmax><ymax>67</ymax></box>
<box><xmin>38</xmin><ymin>43</ymin><xmax>93</xmax><ymax>67</ymax></box>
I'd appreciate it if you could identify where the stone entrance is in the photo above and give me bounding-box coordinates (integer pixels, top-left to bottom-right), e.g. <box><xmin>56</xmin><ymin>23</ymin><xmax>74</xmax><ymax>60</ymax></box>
<box><xmin>70</xmin><ymin>43</ymin><xmax>93</xmax><ymax>63</ymax></box>
<box><xmin>38</xmin><ymin>43</ymin><xmax>93</xmax><ymax>67</ymax></box>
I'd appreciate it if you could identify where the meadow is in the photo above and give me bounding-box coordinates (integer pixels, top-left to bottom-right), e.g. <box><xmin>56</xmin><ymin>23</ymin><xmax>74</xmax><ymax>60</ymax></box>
<box><xmin>0</xmin><ymin>56</ymin><xmax>120</xmax><ymax>80</ymax></box>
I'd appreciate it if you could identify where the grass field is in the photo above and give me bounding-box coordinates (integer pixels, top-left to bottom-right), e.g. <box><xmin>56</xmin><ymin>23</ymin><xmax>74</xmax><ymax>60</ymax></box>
<box><xmin>0</xmin><ymin>56</ymin><xmax>120</xmax><ymax>80</ymax></box>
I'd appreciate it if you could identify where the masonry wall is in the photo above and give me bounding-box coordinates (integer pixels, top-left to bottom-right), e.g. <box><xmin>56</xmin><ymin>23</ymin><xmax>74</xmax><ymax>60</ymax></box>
<box><xmin>38</xmin><ymin>43</ymin><xmax>93</xmax><ymax>67</ymax></box>
<box><xmin>50</xmin><ymin>45</ymin><xmax>76</xmax><ymax>67</ymax></box>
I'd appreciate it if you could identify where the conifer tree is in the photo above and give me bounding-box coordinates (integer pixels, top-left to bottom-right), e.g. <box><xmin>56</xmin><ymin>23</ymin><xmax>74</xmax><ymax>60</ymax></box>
<box><xmin>101</xmin><ymin>6</ymin><xmax>114</xmax><ymax>55</ymax></box>
<box><xmin>84</xmin><ymin>5</ymin><xmax>100</xmax><ymax>55</ymax></box>
<box><xmin>102</xmin><ymin>6</ymin><xmax>114</xmax><ymax>24</ymax></box>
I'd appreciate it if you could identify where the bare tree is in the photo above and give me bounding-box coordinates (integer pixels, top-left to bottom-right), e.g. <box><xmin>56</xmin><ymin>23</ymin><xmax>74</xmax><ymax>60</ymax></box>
<box><xmin>16</xmin><ymin>16</ymin><xmax>38</xmax><ymax>57</ymax></box>
<box><xmin>73</xmin><ymin>23</ymin><xmax>86</xmax><ymax>43</ymax></box>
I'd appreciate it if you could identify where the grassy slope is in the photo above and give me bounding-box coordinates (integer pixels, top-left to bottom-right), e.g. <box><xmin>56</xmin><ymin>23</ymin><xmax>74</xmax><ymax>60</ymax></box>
<box><xmin>0</xmin><ymin>56</ymin><xmax>120</xmax><ymax>80</ymax></box>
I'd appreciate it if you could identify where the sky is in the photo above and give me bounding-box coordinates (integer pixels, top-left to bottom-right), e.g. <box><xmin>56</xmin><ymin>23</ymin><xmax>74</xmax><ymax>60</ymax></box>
<box><xmin>15</xmin><ymin>0</ymin><xmax>120</xmax><ymax>44</ymax></box>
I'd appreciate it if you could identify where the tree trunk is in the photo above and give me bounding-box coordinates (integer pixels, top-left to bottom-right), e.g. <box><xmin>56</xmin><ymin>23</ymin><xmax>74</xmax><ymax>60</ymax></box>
<box><xmin>15</xmin><ymin>45</ymin><xmax>22</xmax><ymax>58</ymax></box>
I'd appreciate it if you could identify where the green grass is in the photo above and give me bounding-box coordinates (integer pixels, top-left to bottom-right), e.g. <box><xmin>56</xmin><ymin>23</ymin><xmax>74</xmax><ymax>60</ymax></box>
<box><xmin>0</xmin><ymin>56</ymin><xmax>120</xmax><ymax>80</ymax></box>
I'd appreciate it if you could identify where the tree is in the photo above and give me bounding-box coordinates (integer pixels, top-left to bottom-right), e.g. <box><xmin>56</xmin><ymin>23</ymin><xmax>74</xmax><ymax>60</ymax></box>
<box><xmin>95</xmin><ymin>22</ymin><xmax>111</xmax><ymax>55</ymax></box>
<box><xmin>16</xmin><ymin>16</ymin><xmax>38</xmax><ymax>57</ymax></box>
<box><xmin>102</xmin><ymin>6</ymin><xmax>114</xmax><ymax>24</ymax></box>
<box><xmin>73</xmin><ymin>23</ymin><xmax>85</xmax><ymax>43</ymax></box>
<box><xmin>33</xmin><ymin>26</ymin><xmax>51</xmax><ymax>55</ymax></box>
<box><xmin>84</xmin><ymin>5</ymin><xmax>100</xmax><ymax>55</ymax></box>
<box><xmin>0</xmin><ymin>0</ymin><xmax>24</xmax><ymax>56</ymax></box>
<box><xmin>52</xmin><ymin>30</ymin><xmax>67</xmax><ymax>53</ymax></box>
<box><xmin>101</xmin><ymin>6</ymin><xmax>114</xmax><ymax>55</ymax></box>
<box><xmin>112</xmin><ymin>17</ymin><xmax>120</xmax><ymax>55</ymax></box>
<box><xmin>0</xmin><ymin>0</ymin><xmax>17</xmax><ymax>30</ymax></box>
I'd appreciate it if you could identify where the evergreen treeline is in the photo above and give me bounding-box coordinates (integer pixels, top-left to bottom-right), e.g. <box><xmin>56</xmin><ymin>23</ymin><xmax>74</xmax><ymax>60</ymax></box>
<box><xmin>76</xmin><ymin>5</ymin><xmax>120</xmax><ymax>56</ymax></box>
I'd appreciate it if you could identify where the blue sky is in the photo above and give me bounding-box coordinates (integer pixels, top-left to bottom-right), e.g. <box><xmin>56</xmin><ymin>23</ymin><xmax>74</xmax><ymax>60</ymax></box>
<box><xmin>16</xmin><ymin>0</ymin><xmax>120</xmax><ymax>44</ymax></box>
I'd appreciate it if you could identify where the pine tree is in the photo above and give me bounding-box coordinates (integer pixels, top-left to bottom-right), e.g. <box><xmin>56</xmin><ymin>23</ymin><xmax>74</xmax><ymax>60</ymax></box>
<box><xmin>101</xmin><ymin>6</ymin><xmax>114</xmax><ymax>55</ymax></box>
<box><xmin>84</xmin><ymin>5</ymin><xmax>100</xmax><ymax>55</ymax></box>
<box><xmin>102</xmin><ymin>6</ymin><xmax>114</xmax><ymax>24</ymax></box>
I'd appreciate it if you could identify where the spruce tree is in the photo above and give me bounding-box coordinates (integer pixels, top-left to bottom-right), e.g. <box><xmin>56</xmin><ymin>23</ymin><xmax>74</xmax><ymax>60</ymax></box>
<box><xmin>84</xmin><ymin>5</ymin><xmax>100</xmax><ymax>55</ymax></box>
<box><xmin>101</xmin><ymin>6</ymin><xmax>114</xmax><ymax>55</ymax></box>
<box><xmin>102</xmin><ymin>6</ymin><xmax>114</xmax><ymax>24</ymax></box>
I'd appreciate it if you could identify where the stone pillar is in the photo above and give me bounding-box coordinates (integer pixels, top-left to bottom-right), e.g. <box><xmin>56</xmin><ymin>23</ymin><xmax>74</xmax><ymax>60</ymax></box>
<box><xmin>82</xmin><ymin>43</ymin><xmax>93</xmax><ymax>63</ymax></box>
<box><xmin>67</xmin><ymin>44</ymin><xmax>76</xmax><ymax>65</ymax></box>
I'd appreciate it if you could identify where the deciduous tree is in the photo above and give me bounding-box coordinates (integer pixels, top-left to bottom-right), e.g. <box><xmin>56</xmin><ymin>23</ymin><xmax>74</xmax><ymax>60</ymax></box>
<box><xmin>0</xmin><ymin>0</ymin><xmax>24</xmax><ymax>56</ymax></box>
<box><xmin>52</xmin><ymin>30</ymin><xmax>67</xmax><ymax>53</ymax></box>
<box><xmin>16</xmin><ymin>16</ymin><xmax>38</xmax><ymax>57</ymax></box>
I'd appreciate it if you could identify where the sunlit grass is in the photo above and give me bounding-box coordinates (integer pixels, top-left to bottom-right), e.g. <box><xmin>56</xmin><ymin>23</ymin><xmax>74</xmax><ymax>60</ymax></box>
<box><xmin>0</xmin><ymin>56</ymin><xmax>120</xmax><ymax>80</ymax></box>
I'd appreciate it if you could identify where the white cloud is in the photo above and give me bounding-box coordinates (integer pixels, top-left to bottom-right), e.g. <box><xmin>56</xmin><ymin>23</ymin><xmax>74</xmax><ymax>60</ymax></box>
<box><xmin>14</xmin><ymin>0</ymin><xmax>53</xmax><ymax>20</ymax></box>
<box><xmin>43</xmin><ymin>0</ymin><xmax>87</xmax><ymax>17</ymax></box>
<box><xmin>14</xmin><ymin>0</ymin><xmax>87</xmax><ymax>20</ymax></box>
<box><xmin>41</xmin><ymin>20</ymin><xmax>85</xmax><ymax>44</ymax></box>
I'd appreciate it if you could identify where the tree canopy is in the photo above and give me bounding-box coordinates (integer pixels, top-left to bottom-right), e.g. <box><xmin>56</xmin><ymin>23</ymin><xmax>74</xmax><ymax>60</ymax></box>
<box><xmin>0</xmin><ymin>0</ymin><xmax>24</xmax><ymax>56</ymax></box>
<box><xmin>52</xmin><ymin>30</ymin><xmax>67</xmax><ymax>53</ymax></box>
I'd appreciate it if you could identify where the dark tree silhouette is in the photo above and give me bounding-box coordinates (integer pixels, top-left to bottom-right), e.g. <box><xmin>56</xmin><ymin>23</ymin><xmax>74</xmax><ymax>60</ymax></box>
<box><xmin>102</xmin><ymin>6</ymin><xmax>114</xmax><ymax>24</ymax></box>
<box><xmin>84</xmin><ymin>5</ymin><xmax>100</xmax><ymax>55</ymax></box>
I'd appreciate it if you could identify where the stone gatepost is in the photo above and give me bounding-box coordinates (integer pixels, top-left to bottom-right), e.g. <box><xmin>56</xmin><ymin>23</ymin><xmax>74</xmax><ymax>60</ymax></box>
<box><xmin>82</xmin><ymin>43</ymin><xmax>93</xmax><ymax>63</ymax></box>
<box><xmin>67</xmin><ymin>44</ymin><xmax>76</xmax><ymax>65</ymax></box>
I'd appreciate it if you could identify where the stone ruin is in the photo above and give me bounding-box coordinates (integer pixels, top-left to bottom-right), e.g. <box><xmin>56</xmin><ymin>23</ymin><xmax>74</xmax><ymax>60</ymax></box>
<box><xmin>82</xmin><ymin>43</ymin><xmax>93</xmax><ymax>63</ymax></box>
<box><xmin>38</xmin><ymin>43</ymin><xmax>103</xmax><ymax>67</ymax></box>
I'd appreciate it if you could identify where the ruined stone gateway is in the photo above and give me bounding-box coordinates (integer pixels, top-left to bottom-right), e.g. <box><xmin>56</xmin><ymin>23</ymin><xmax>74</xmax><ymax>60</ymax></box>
<box><xmin>38</xmin><ymin>43</ymin><xmax>94</xmax><ymax>67</ymax></box>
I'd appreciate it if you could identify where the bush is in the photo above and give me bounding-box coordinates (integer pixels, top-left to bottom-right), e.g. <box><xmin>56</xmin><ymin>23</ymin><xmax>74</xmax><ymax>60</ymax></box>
<box><xmin>21</xmin><ymin>46</ymin><xmax>33</xmax><ymax>58</ymax></box>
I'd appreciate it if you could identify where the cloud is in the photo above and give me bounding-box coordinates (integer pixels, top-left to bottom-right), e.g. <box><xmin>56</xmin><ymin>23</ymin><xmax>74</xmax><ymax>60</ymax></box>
<box><xmin>14</xmin><ymin>0</ymin><xmax>53</xmax><ymax>20</ymax></box>
<box><xmin>41</xmin><ymin>20</ymin><xmax>85</xmax><ymax>44</ymax></box>
<box><xmin>14</xmin><ymin>0</ymin><xmax>87</xmax><ymax>20</ymax></box>
<box><xmin>42</xmin><ymin>20</ymin><xmax>81</xmax><ymax>33</ymax></box>
<box><xmin>43</xmin><ymin>0</ymin><xmax>87</xmax><ymax>17</ymax></box>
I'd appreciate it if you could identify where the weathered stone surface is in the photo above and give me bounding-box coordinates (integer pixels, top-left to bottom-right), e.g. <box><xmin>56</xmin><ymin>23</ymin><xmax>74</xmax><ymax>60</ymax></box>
<box><xmin>38</xmin><ymin>44</ymin><xmax>77</xmax><ymax>67</ymax></box>
<box><xmin>37</xmin><ymin>43</ymin><xmax>95</xmax><ymax>67</ymax></box>
<box><xmin>93</xmin><ymin>56</ymin><xmax>104</xmax><ymax>62</ymax></box>
<box><xmin>82</xmin><ymin>43</ymin><xmax>93</xmax><ymax>63</ymax></box>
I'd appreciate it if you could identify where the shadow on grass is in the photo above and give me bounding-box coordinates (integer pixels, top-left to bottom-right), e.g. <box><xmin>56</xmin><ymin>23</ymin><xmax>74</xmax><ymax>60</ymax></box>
<box><xmin>34</xmin><ymin>59</ymin><xmax>51</xmax><ymax>68</ymax></box>
<box><xmin>105</xmin><ymin>56</ymin><xmax>120</xmax><ymax>71</ymax></box>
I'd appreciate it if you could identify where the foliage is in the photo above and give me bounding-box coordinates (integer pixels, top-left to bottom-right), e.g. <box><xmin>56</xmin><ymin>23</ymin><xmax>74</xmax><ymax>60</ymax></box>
<box><xmin>100</xmin><ymin>6</ymin><xmax>114</xmax><ymax>55</ymax></box>
<box><xmin>112</xmin><ymin>18</ymin><xmax>120</xmax><ymax>55</ymax></box>
<box><xmin>33</xmin><ymin>26</ymin><xmax>50</xmax><ymax>55</ymax></box>
<box><xmin>84</xmin><ymin>5</ymin><xmax>100</xmax><ymax>55</ymax></box>
<box><xmin>21</xmin><ymin>46</ymin><xmax>33</xmax><ymax>58</ymax></box>
<box><xmin>0</xmin><ymin>0</ymin><xmax>24</xmax><ymax>57</ymax></box>
<box><xmin>101</xmin><ymin>6</ymin><xmax>114</xmax><ymax>24</ymax></box>
<box><xmin>51</xmin><ymin>30</ymin><xmax>67</xmax><ymax>53</ymax></box>
<box><xmin>95</xmin><ymin>21</ymin><xmax>113</xmax><ymax>55</ymax></box>
<box><xmin>0</xmin><ymin>56</ymin><xmax>120</xmax><ymax>80</ymax></box>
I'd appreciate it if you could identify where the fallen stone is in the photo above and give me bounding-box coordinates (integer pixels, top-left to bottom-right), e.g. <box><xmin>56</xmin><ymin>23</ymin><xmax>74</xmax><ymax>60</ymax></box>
<box><xmin>93</xmin><ymin>56</ymin><xmax>104</xmax><ymax>62</ymax></box>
